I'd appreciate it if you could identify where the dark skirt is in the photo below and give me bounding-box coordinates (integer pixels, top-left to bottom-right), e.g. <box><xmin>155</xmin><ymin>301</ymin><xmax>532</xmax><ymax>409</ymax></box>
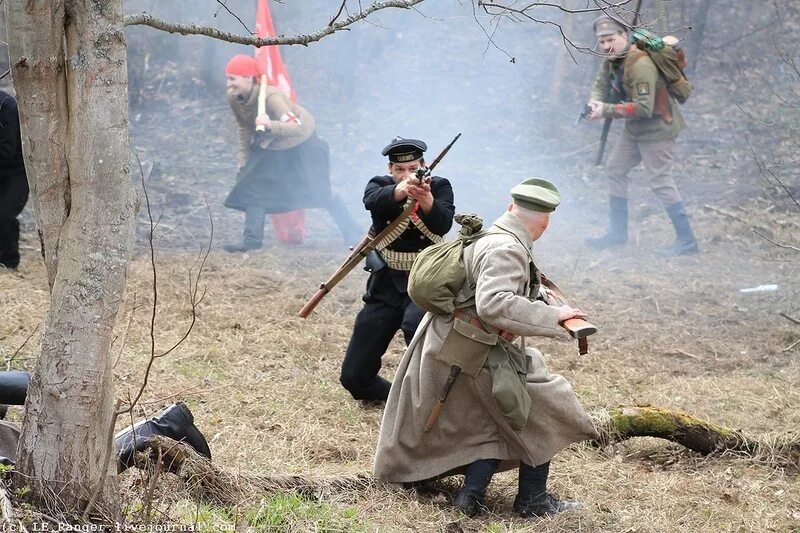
<box><xmin>224</xmin><ymin>134</ymin><xmax>332</xmax><ymax>214</ymax></box>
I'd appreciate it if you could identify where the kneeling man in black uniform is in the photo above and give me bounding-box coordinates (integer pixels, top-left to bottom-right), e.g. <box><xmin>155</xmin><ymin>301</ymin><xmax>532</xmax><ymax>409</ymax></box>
<box><xmin>339</xmin><ymin>138</ymin><xmax>455</xmax><ymax>403</ymax></box>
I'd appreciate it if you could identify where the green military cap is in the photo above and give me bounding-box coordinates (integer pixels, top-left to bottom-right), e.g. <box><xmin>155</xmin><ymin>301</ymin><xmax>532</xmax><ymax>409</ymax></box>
<box><xmin>511</xmin><ymin>178</ymin><xmax>561</xmax><ymax>212</ymax></box>
<box><xmin>593</xmin><ymin>15</ymin><xmax>626</xmax><ymax>37</ymax></box>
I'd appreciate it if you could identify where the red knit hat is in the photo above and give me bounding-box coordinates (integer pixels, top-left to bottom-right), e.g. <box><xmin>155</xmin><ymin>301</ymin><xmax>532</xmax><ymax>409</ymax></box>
<box><xmin>225</xmin><ymin>55</ymin><xmax>259</xmax><ymax>77</ymax></box>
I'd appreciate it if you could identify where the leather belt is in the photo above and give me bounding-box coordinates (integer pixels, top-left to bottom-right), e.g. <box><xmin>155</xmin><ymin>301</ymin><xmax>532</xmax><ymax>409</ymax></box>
<box><xmin>453</xmin><ymin>309</ymin><xmax>517</xmax><ymax>343</ymax></box>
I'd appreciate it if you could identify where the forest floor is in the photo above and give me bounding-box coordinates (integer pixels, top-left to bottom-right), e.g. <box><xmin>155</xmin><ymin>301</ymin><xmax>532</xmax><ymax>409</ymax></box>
<box><xmin>2</xmin><ymin>10</ymin><xmax>800</xmax><ymax>532</ymax></box>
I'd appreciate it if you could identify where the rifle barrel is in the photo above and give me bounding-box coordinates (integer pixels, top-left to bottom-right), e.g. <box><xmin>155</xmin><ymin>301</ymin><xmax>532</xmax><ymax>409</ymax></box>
<box><xmin>425</xmin><ymin>133</ymin><xmax>461</xmax><ymax>175</ymax></box>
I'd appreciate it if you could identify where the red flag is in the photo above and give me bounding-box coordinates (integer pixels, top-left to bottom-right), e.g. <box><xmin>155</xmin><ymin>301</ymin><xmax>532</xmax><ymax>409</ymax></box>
<box><xmin>255</xmin><ymin>0</ymin><xmax>306</xmax><ymax>244</ymax></box>
<box><xmin>255</xmin><ymin>0</ymin><xmax>298</xmax><ymax>103</ymax></box>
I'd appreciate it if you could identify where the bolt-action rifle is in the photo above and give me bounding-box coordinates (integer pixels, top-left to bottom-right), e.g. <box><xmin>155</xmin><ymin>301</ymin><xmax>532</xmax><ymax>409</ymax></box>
<box><xmin>593</xmin><ymin>0</ymin><xmax>643</xmax><ymax>166</ymax></box>
<box><xmin>298</xmin><ymin>133</ymin><xmax>462</xmax><ymax>318</ymax></box>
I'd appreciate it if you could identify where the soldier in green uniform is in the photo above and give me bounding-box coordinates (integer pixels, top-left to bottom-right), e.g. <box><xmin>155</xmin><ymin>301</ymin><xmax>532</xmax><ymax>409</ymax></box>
<box><xmin>585</xmin><ymin>16</ymin><xmax>698</xmax><ymax>256</ymax></box>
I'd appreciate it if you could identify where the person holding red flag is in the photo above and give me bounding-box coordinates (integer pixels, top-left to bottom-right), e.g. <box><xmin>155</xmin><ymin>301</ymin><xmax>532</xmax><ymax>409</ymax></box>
<box><xmin>222</xmin><ymin>0</ymin><xmax>360</xmax><ymax>252</ymax></box>
<box><xmin>221</xmin><ymin>55</ymin><xmax>361</xmax><ymax>252</ymax></box>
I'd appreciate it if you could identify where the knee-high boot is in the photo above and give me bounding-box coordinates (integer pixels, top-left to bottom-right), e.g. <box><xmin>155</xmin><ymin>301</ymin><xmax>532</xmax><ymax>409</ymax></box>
<box><xmin>0</xmin><ymin>371</ymin><xmax>30</xmax><ymax>419</ymax></box>
<box><xmin>0</xmin><ymin>218</ymin><xmax>21</xmax><ymax>269</ymax></box>
<box><xmin>586</xmin><ymin>196</ymin><xmax>628</xmax><ymax>249</ymax></box>
<box><xmin>453</xmin><ymin>459</ymin><xmax>500</xmax><ymax>517</ymax></box>
<box><xmin>223</xmin><ymin>207</ymin><xmax>267</xmax><ymax>253</ymax></box>
<box><xmin>661</xmin><ymin>201</ymin><xmax>699</xmax><ymax>256</ymax></box>
<box><xmin>513</xmin><ymin>461</ymin><xmax>583</xmax><ymax>517</ymax></box>
<box><xmin>115</xmin><ymin>402</ymin><xmax>211</xmax><ymax>473</ymax></box>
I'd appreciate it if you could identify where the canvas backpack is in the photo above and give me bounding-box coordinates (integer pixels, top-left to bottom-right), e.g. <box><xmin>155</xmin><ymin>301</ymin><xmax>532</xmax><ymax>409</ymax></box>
<box><xmin>631</xmin><ymin>29</ymin><xmax>693</xmax><ymax>104</ymax></box>
<box><xmin>407</xmin><ymin>214</ymin><xmax>488</xmax><ymax>316</ymax></box>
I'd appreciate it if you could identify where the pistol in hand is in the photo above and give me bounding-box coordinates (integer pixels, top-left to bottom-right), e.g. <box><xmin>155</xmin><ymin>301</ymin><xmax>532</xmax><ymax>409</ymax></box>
<box><xmin>576</xmin><ymin>104</ymin><xmax>593</xmax><ymax>126</ymax></box>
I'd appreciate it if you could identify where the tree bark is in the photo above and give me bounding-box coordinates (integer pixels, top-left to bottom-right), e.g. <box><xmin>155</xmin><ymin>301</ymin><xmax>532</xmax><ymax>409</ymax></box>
<box><xmin>7</xmin><ymin>0</ymin><xmax>134</xmax><ymax>519</ymax></box>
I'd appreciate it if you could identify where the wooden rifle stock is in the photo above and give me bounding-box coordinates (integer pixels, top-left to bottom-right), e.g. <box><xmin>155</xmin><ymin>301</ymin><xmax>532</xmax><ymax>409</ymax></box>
<box><xmin>297</xmin><ymin>134</ymin><xmax>461</xmax><ymax>318</ymax></box>
<box><xmin>539</xmin><ymin>274</ymin><xmax>597</xmax><ymax>355</ymax></box>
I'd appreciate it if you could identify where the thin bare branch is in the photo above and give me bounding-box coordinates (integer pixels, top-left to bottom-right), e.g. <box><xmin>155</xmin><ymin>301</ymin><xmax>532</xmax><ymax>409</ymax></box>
<box><xmin>155</xmin><ymin>201</ymin><xmax>213</xmax><ymax>359</ymax></box>
<box><xmin>5</xmin><ymin>324</ymin><xmax>39</xmax><ymax>371</ymax></box>
<box><xmin>780</xmin><ymin>313</ymin><xmax>800</xmax><ymax>326</ymax></box>
<box><xmin>477</xmin><ymin>0</ymin><xmax>633</xmax><ymax>16</ymax></box>
<box><xmin>476</xmin><ymin>0</ymin><xmax>634</xmax><ymax>56</ymax></box>
<box><xmin>214</xmin><ymin>0</ymin><xmax>253</xmax><ymax>35</ymax></box>
<box><xmin>124</xmin><ymin>0</ymin><xmax>426</xmax><ymax>46</ymax></box>
<box><xmin>746</xmin><ymin>137</ymin><xmax>800</xmax><ymax>210</ymax></box>
<box><xmin>329</xmin><ymin>0</ymin><xmax>349</xmax><ymax>26</ymax></box>
<box><xmin>753</xmin><ymin>229</ymin><xmax>800</xmax><ymax>252</ymax></box>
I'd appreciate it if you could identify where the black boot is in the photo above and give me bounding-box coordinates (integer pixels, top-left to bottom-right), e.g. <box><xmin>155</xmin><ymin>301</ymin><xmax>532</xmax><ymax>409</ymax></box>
<box><xmin>0</xmin><ymin>370</ymin><xmax>30</xmax><ymax>420</ymax></box>
<box><xmin>661</xmin><ymin>202</ymin><xmax>699</xmax><ymax>256</ymax></box>
<box><xmin>223</xmin><ymin>207</ymin><xmax>267</xmax><ymax>252</ymax></box>
<box><xmin>115</xmin><ymin>402</ymin><xmax>211</xmax><ymax>473</ymax></box>
<box><xmin>453</xmin><ymin>459</ymin><xmax>500</xmax><ymax>517</ymax></box>
<box><xmin>586</xmin><ymin>196</ymin><xmax>628</xmax><ymax>249</ymax></box>
<box><xmin>0</xmin><ymin>218</ymin><xmax>21</xmax><ymax>269</ymax></box>
<box><xmin>513</xmin><ymin>462</ymin><xmax>583</xmax><ymax>518</ymax></box>
<box><xmin>0</xmin><ymin>371</ymin><xmax>30</xmax><ymax>407</ymax></box>
<box><xmin>326</xmin><ymin>196</ymin><xmax>363</xmax><ymax>248</ymax></box>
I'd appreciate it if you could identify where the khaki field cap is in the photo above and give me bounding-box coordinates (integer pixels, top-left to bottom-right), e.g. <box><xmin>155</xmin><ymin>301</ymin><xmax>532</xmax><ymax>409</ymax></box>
<box><xmin>594</xmin><ymin>15</ymin><xmax>626</xmax><ymax>37</ymax></box>
<box><xmin>511</xmin><ymin>178</ymin><xmax>561</xmax><ymax>212</ymax></box>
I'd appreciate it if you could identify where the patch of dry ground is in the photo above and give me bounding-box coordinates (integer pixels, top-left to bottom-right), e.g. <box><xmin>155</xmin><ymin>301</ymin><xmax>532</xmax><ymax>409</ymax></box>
<box><xmin>1</xmin><ymin>196</ymin><xmax>797</xmax><ymax>530</ymax></box>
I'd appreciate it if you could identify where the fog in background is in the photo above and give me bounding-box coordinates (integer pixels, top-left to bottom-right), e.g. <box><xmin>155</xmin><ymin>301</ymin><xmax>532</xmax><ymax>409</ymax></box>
<box><xmin>2</xmin><ymin>1</ymin><xmax>797</xmax><ymax>255</ymax></box>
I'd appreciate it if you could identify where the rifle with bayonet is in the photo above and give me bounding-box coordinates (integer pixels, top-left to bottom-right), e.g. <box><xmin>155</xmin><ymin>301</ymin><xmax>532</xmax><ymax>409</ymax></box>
<box><xmin>298</xmin><ymin>133</ymin><xmax>462</xmax><ymax>318</ymax></box>
<box><xmin>591</xmin><ymin>0</ymin><xmax>644</xmax><ymax>166</ymax></box>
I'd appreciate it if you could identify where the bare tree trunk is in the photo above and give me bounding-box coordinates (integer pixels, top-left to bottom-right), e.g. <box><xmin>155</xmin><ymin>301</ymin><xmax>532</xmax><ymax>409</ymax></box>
<box><xmin>548</xmin><ymin>1</ymin><xmax>574</xmax><ymax>104</ymax></box>
<box><xmin>687</xmin><ymin>0</ymin><xmax>713</xmax><ymax>76</ymax></box>
<box><xmin>7</xmin><ymin>0</ymin><xmax>134</xmax><ymax>519</ymax></box>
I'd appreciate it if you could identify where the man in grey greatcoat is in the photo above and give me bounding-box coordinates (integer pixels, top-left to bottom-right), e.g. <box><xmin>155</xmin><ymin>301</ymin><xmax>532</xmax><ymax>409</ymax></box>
<box><xmin>374</xmin><ymin>178</ymin><xmax>598</xmax><ymax>518</ymax></box>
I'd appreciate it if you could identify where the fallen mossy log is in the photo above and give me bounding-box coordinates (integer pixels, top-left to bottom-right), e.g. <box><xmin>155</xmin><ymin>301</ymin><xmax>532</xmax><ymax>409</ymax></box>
<box><xmin>138</xmin><ymin>436</ymin><xmax>378</xmax><ymax>505</ymax></box>
<box><xmin>591</xmin><ymin>406</ymin><xmax>799</xmax><ymax>467</ymax></box>
<box><xmin>136</xmin><ymin>408</ymin><xmax>799</xmax><ymax>504</ymax></box>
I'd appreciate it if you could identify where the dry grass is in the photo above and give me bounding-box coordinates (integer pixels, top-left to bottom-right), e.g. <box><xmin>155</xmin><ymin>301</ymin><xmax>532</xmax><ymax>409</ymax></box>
<box><xmin>1</xmin><ymin>196</ymin><xmax>798</xmax><ymax>531</ymax></box>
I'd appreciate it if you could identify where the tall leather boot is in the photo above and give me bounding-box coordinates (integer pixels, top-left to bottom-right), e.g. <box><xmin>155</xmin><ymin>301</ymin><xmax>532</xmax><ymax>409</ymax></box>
<box><xmin>0</xmin><ymin>218</ymin><xmax>21</xmax><ymax>269</ymax></box>
<box><xmin>115</xmin><ymin>402</ymin><xmax>211</xmax><ymax>473</ymax></box>
<box><xmin>453</xmin><ymin>459</ymin><xmax>500</xmax><ymax>517</ymax></box>
<box><xmin>513</xmin><ymin>461</ymin><xmax>583</xmax><ymax>517</ymax></box>
<box><xmin>0</xmin><ymin>370</ymin><xmax>30</xmax><ymax>420</ymax></box>
<box><xmin>223</xmin><ymin>207</ymin><xmax>267</xmax><ymax>252</ymax></box>
<box><xmin>586</xmin><ymin>196</ymin><xmax>628</xmax><ymax>249</ymax></box>
<box><xmin>326</xmin><ymin>195</ymin><xmax>363</xmax><ymax>248</ymax></box>
<box><xmin>661</xmin><ymin>202</ymin><xmax>699</xmax><ymax>256</ymax></box>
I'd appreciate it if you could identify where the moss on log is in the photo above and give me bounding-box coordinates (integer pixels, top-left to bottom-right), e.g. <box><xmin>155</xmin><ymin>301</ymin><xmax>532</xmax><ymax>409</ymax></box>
<box><xmin>591</xmin><ymin>406</ymin><xmax>799</xmax><ymax>467</ymax></box>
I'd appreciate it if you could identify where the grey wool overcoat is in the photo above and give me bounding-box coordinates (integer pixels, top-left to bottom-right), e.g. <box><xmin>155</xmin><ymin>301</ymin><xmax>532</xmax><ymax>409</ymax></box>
<box><xmin>373</xmin><ymin>211</ymin><xmax>598</xmax><ymax>482</ymax></box>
